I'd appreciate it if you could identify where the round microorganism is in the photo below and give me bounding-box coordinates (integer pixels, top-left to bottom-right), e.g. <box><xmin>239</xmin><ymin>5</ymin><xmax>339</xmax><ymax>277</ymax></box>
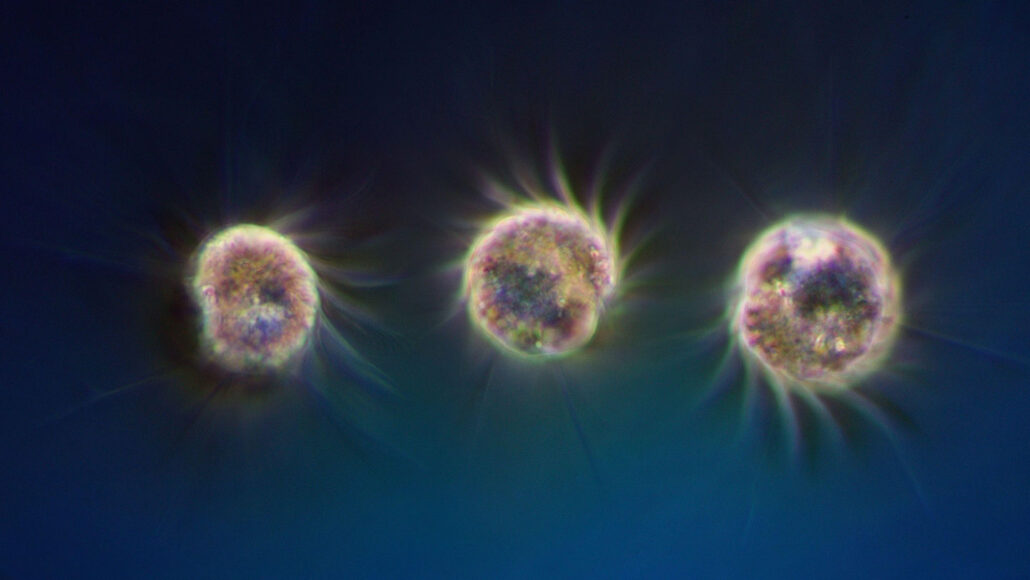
<box><xmin>732</xmin><ymin>215</ymin><xmax>901</xmax><ymax>391</ymax></box>
<box><xmin>190</xmin><ymin>224</ymin><xmax>319</xmax><ymax>374</ymax></box>
<box><xmin>464</xmin><ymin>206</ymin><xmax>616</xmax><ymax>357</ymax></box>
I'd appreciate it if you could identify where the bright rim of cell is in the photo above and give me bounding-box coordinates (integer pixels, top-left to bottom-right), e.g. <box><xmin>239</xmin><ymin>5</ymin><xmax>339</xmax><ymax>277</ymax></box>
<box><xmin>462</xmin><ymin>202</ymin><xmax>618</xmax><ymax>360</ymax></box>
<box><xmin>189</xmin><ymin>224</ymin><xmax>320</xmax><ymax>374</ymax></box>
<box><xmin>729</xmin><ymin>213</ymin><xmax>902</xmax><ymax>393</ymax></box>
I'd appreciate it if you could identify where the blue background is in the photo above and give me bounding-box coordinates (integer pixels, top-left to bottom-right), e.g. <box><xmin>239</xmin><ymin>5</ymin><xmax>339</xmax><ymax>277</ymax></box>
<box><xmin>3</xmin><ymin>1</ymin><xmax>1030</xmax><ymax>578</ymax></box>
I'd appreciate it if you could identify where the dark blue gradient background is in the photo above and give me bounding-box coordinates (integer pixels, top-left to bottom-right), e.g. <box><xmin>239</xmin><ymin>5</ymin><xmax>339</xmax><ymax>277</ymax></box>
<box><xmin>4</xmin><ymin>1</ymin><xmax>1030</xmax><ymax>578</ymax></box>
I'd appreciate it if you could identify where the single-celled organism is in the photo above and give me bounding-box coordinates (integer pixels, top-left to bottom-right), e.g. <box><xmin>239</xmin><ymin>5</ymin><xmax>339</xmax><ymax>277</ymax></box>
<box><xmin>436</xmin><ymin>135</ymin><xmax>649</xmax><ymax>487</ymax></box>
<box><xmin>731</xmin><ymin>214</ymin><xmax>900</xmax><ymax>392</ymax></box>
<box><xmin>190</xmin><ymin>224</ymin><xmax>320</xmax><ymax>374</ymax></box>
<box><xmin>464</xmin><ymin>205</ymin><xmax>616</xmax><ymax>357</ymax></box>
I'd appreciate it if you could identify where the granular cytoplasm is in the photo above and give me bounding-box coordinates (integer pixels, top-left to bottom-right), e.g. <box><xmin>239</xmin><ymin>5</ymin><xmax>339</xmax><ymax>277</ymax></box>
<box><xmin>190</xmin><ymin>224</ymin><xmax>319</xmax><ymax>373</ymax></box>
<box><xmin>464</xmin><ymin>206</ymin><xmax>616</xmax><ymax>357</ymax></box>
<box><xmin>733</xmin><ymin>215</ymin><xmax>900</xmax><ymax>391</ymax></box>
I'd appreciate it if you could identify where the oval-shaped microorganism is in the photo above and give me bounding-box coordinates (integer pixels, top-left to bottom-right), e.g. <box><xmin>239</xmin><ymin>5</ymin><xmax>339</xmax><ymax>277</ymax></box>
<box><xmin>464</xmin><ymin>206</ymin><xmax>616</xmax><ymax>357</ymax></box>
<box><xmin>190</xmin><ymin>224</ymin><xmax>319</xmax><ymax>374</ymax></box>
<box><xmin>733</xmin><ymin>215</ymin><xmax>900</xmax><ymax>391</ymax></box>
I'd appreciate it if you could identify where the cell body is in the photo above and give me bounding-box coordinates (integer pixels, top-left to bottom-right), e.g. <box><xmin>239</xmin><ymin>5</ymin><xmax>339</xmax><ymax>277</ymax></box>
<box><xmin>464</xmin><ymin>206</ymin><xmax>616</xmax><ymax>357</ymax></box>
<box><xmin>190</xmin><ymin>224</ymin><xmax>319</xmax><ymax>374</ymax></box>
<box><xmin>733</xmin><ymin>215</ymin><xmax>900</xmax><ymax>391</ymax></box>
